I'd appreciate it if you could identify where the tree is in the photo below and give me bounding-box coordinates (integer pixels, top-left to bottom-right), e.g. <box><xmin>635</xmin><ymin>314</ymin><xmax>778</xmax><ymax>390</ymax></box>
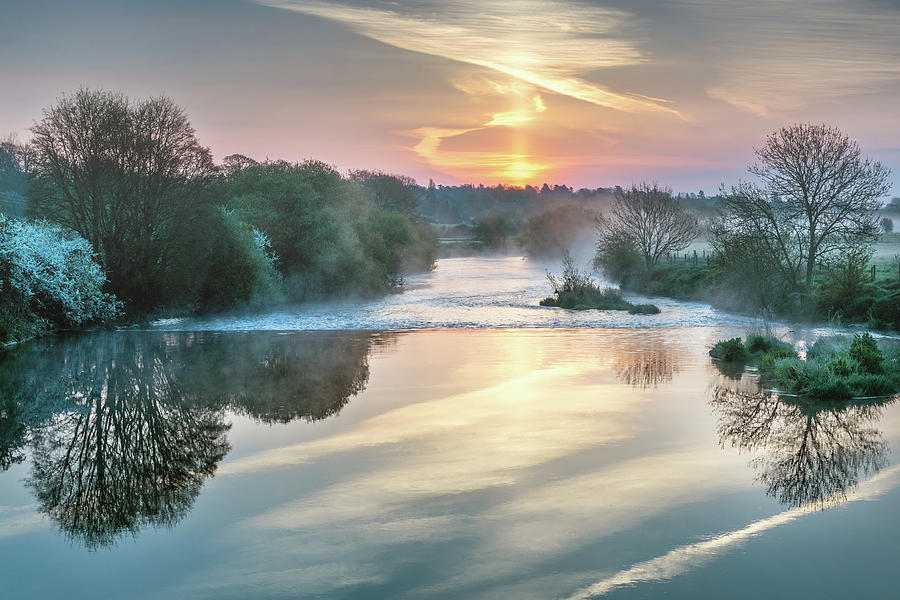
<box><xmin>718</xmin><ymin>124</ymin><xmax>891</xmax><ymax>293</ymax></box>
<box><xmin>27</xmin><ymin>89</ymin><xmax>217</xmax><ymax>311</ymax></box>
<box><xmin>881</xmin><ymin>217</ymin><xmax>894</xmax><ymax>233</ymax></box>
<box><xmin>473</xmin><ymin>214</ymin><xmax>515</xmax><ymax>249</ymax></box>
<box><xmin>596</xmin><ymin>183</ymin><xmax>699</xmax><ymax>267</ymax></box>
<box><xmin>348</xmin><ymin>169</ymin><xmax>419</xmax><ymax>216</ymax></box>
<box><xmin>519</xmin><ymin>204</ymin><xmax>596</xmax><ymax>260</ymax></box>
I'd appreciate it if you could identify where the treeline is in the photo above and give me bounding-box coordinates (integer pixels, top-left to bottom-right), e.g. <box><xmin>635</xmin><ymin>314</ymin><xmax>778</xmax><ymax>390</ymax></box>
<box><xmin>424</xmin><ymin>181</ymin><xmax>721</xmax><ymax>259</ymax></box>
<box><xmin>0</xmin><ymin>89</ymin><xmax>436</xmax><ymax>343</ymax></box>
<box><xmin>593</xmin><ymin>124</ymin><xmax>898</xmax><ymax>329</ymax></box>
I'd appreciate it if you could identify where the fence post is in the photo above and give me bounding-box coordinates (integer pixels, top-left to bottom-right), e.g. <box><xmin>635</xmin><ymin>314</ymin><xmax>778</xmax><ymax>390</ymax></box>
<box><xmin>872</xmin><ymin>264</ymin><xmax>876</xmax><ymax>281</ymax></box>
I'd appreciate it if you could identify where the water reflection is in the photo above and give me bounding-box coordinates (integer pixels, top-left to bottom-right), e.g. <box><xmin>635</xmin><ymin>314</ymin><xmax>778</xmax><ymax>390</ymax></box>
<box><xmin>0</xmin><ymin>331</ymin><xmax>385</xmax><ymax>548</ymax></box>
<box><xmin>711</xmin><ymin>379</ymin><xmax>894</xmax><ymax>507</ymax></box>
<box><xmin>614</xmin><ymin>346</ymin><xmax>679</xmax><ymax>389</ymax></box>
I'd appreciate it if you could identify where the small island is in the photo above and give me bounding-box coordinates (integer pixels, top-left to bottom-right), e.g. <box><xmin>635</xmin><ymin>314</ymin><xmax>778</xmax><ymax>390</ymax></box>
<box><xmin>539</xmin><ymin>253</ymin><xmax>660</xmax><ymax>314</ymax></box>
<box><xmin>710</xmin><ymin>332</ymin><xmax>900</xmax><ymax>400</ymax></box>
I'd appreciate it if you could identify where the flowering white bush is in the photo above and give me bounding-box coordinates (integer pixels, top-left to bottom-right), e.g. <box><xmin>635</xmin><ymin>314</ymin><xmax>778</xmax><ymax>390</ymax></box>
<box><xmin>0</xmin><ymin>215</ymin><xmax>120</xmax><ymax>338</ymax></box>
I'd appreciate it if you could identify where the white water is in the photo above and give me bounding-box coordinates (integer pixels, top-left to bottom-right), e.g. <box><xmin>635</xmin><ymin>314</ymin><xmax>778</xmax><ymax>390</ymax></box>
<box><xmin>149</xmin><ymin>256</ymin><xmax>761</xmax><ymax>331</ymax></box>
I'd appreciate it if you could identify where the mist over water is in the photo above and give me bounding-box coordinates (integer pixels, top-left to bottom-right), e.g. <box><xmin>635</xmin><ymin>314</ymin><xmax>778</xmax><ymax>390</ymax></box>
<box><xmin>150</xmin><ymin>256</ymin><xmax>759</xmax><ymax>331</ymax></box>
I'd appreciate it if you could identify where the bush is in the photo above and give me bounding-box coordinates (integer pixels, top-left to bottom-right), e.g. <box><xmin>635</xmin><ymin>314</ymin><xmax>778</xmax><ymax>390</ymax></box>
<box><xmin>628</xmin><ymin>304</ymin><xmax>661</xmax><ymax>315</ymax></box>
<box><xmin>826</xmin><ymin>353</ymin><xmax>859</xmax><ymax>377</ymax></box>
<box><xmin>519</xmin><ymin>204</ymin><xmax>596</xmax><ymax>260</ymax></box>
<box><xmin>473</xmin><ymin>215</ymin><xmax>516</xmax><ymax>250</ymax></box>
<box><xmin>710</xmin><ymin>338</ymin><xmax>749</xmax><ymax>362</ymax></box>
<box><xmin>849</xmin><ymin>332</ymin><xmax>884</xmax><ymax>374</ymax></box>
<box><xmin>723</xmin><ymin>333</ymin><xmax>899</xmax><ymax>400</ymax></box>
<box><xmin>195</xmin><ymin>209</ymin><xmax>282</xmax><ymax>311</ymax></box>
<box><xmin>0</xmin><ymin>216</ymin><xmax>121</xmax><ymax>342</ymax></box>
<box><xmin>594</xmin><ymin>230</ymin><xmax>645</xmax><ymax>285</ymax></box>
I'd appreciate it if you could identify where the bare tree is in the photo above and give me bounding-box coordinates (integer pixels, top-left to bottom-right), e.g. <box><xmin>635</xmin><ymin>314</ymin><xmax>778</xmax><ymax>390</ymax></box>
<box><xmin>27</xmin><ymin>89</ymin><xmax>216</xmax><ymax>310</ymax></box>
<box><xmin>717</xmin><ymin>124</ymin><xmax>891</xmax><ymax>292</ymax></box>
<box><xmin>596</xmin><ymin>182</ymin><xmax>699</xmax><ymax>267</ymax></box>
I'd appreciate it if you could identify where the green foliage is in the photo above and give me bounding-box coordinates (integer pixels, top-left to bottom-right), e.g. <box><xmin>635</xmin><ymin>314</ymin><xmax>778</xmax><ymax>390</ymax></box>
<box><xmin>746</xmin><ymin>335</ymin><xmax>795</xmax><ymax>357</ymax></box>
<box><xmin>348</xmin><ymin>170</ymin><xmax>419</xmax><ymax>216</ymax></box>
<box><xmin>226</xmin><ymin>160</ymin><xmax>435</xmax><ymax>300</ymax></box>
<box><xmin>195</xmin><ymin>209</ymin><xmax>282</xmax><ymax>311</ymax></box>
<box><xmin>720</xmin><ymin>333</ymin><xmax>900</xmax><ymax>400</ymax></box>
<box><xmin>593</xmin><ymin>230</ymin><xmax>645</xmax><ymax>286</ymax></box>
<box><xmin>849</xmin><ymin>332</ymin><xmax>884</xmax><ymax>374</ymax></box>
<box><xmin>709</xmin><ymin>338</ymin><xmax>749</xmax><ymax>362</ymax></box>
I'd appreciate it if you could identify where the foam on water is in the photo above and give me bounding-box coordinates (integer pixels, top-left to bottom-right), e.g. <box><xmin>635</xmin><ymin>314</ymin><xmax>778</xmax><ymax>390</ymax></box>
<box><xmin>148</xmin><ymin>256</ymin><xmax>763</xmax><ymax>331</ymax></box>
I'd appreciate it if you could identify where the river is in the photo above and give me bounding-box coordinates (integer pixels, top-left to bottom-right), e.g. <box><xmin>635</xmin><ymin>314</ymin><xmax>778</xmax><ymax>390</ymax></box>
<box><xmin>0</xmin><ymin>256</ymin><xmax>898</xmax><ymax>599</ymax></box>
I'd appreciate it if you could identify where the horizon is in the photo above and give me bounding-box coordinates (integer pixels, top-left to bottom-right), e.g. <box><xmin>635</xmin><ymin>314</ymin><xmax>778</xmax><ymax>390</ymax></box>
<box><xmin>2</xmin><ymin>0</ymin><xmax>899</xmax><ymax>195</ymax></box>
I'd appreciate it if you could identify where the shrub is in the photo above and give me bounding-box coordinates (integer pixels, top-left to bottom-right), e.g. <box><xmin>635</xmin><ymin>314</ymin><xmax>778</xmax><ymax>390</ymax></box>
<box><xmin>849</xmin><ymin>332</ymin><xmax>884</xmax><ymax>374</ymax></box>
<box><xmin>226</xmin><ymin>160</ymin><xmax>436</xmax><ymax>300</ymax></box>
<box><xmin>628</xmin><ymin>304</ymin><xmax>661</xmax><ymax>315</ymax></box>
<box><xmin>0</xmin><ymin>216</ymin><xmax>121</xmax><ymax>342</ymax></box>
<box><xmin>594</xmin><ymin>230</ymin><xmax>645</xmax><ymax>285</ymax></box>
<box><xmin>710</xmin><ymin>338</ymin><xmax>749</xmax><ymax>362</ymax></box>
<box><xmin>843</xmin><ymin>373</ymin><xmax>897</xmax><ymax>397</ymax></box>
<box><xmin>195</xmin><ymin>209</ymin><xmax>282</xmax><ymax>311</ymax></box>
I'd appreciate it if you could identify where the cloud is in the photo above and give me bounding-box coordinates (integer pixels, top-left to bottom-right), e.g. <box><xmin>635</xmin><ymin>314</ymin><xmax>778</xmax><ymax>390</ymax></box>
<box><xmin>690</xmin><ymin>0</ymin><xmax>900</xmax><ymax>114</ymax></box>
<box><xmin>257</xmin><ymin>0</ymin><xmax>679</xmax><ymax>115</ymax></box>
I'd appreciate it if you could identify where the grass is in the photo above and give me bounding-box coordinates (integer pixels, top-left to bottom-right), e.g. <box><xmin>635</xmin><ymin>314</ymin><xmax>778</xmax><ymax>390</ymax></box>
<box><xmin>710</xmin><ymin>332</ymin><xmax>900</xmax><ymax>400</ymax></box>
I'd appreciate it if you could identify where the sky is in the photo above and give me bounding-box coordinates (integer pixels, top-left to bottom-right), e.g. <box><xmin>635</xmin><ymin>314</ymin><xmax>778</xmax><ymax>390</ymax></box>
<box><xmin>1</xmin><ymin>0</ymin><xmax>899</xmax><ymax>192</ymax></box>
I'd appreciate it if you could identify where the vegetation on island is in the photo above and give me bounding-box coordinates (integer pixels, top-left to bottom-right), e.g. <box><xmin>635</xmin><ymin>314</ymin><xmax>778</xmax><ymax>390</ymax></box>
<box><xmin>540</xmin><ymin>253</ymin><xmax>660</xmax><ymax>314</ymax></box>
<box><xmin>710</xmin><ymin>333</ymin><xmax>900</xmax><ymax>400</ymax></box>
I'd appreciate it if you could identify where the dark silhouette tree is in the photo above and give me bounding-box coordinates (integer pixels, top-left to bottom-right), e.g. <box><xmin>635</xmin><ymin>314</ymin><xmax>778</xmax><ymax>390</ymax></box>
<box><xmin>596</xmin><ymin>183</ymin><xmax>699</xmax><ymax>267</ymax></box>
<box><xmin>27</xmin><ymin>89</ymin><xmax>217</xmax><ymax>311</ymax></box>
<box><xmin>716</xmin><ymin>124</ymin><xmax>891</xmax><ymax>293</ymax></box>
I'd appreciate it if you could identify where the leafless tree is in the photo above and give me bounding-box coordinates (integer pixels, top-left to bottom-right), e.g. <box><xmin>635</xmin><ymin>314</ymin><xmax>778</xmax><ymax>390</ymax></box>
<box><xmin>27</xmin><ymin>89</ymin><xmax>216</xmax><ymax>309</ymax></box>
<box><xmin>596</xmin><ymin>182</ymin><xmax>699</xmax><ymax>267</ymax></box>
<box><xmin>716</xmin><ymin>124</ymin><xmax>891</xmax><ymax>292</ymax></box>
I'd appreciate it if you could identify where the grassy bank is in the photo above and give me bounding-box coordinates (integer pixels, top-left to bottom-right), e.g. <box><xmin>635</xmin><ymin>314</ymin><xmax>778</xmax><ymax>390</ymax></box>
<box><xmin>616</xmin><ymin>259</ymin><xmax>900</xmax><ymax>330</ymax></box>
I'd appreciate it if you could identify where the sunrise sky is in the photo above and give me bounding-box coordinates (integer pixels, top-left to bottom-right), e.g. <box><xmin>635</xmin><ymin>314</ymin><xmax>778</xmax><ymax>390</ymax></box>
<box><xmin>2</xmin><ymin>0</ymin><xmax>899</xmax><ymax>192</ymax></box>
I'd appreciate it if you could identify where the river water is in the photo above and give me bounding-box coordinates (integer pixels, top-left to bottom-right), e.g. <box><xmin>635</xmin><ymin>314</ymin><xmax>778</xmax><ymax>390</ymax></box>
<box><xmin>0</xmin><ymin>257</ymin><xmax>898</xmax><ymax>599</ymax></box>
<box><xmin>148</xmin><ymin>256</ymin><xmax>757</xmax><ymax>331</ymax></box>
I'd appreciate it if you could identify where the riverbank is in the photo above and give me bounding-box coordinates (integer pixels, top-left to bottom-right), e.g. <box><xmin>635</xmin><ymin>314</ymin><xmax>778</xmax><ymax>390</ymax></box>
<box><xmin>614</xmin><ymin>259</ymin><xmax>900</xmax><ymax>333</ymax></box>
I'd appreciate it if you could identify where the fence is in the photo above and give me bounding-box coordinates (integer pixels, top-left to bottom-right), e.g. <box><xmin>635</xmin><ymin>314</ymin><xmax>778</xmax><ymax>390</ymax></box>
<box><xmin>665</xmin><ymin>250</ymin><xmax>900</xmax><ymax>282</ymax></box>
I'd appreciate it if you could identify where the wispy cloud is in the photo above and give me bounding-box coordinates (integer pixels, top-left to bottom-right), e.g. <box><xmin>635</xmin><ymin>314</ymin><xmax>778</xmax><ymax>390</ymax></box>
<box><xmin>257</xmin><ymin>0</ymin><xmax>678</xmax><ymax>115</ymax></box>
<box><xmin>692</xmin><ymin>0</ymin><xmax>900</xmax><ymax>115</ymax></box>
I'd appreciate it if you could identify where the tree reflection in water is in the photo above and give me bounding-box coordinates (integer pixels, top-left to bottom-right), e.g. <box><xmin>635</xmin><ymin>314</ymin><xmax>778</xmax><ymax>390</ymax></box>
<box><xmin>0</xmin><ymin>330</ymin><xmax>385</xmax><ymax>548</ymax></box>
<box><xmin>614</xmin><ymin>345</ymin><xmax>679</xmax><ymax>389</ymax></box>
<box><xmin>711</xmin><ymin>378</ymin><xmax>894</xmax><ymax>508</ymax></box>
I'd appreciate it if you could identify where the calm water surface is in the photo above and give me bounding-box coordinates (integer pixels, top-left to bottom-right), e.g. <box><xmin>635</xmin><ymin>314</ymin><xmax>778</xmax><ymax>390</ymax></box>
<box><xmin>1</xmin><ymin>257</ymin><xmax>899</xmax><ymax>599</ymax></box>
